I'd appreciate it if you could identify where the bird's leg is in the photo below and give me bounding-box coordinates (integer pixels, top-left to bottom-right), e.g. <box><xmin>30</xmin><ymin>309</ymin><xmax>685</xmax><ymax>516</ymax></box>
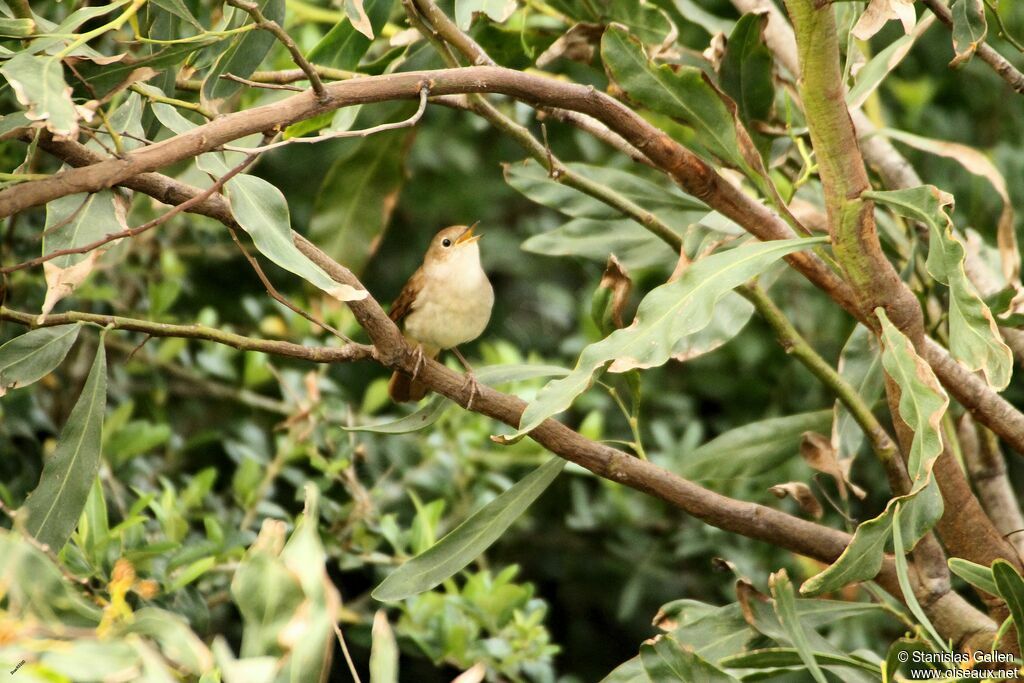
<box><xmin>410</xmin><ymin>344</ymin><xmax>426</xmax><ymax>381</ymax></box>
<box><xmin>452</xmin><ymin>347</ymin><xmax>481</xmax><ymax>410</ymax></box>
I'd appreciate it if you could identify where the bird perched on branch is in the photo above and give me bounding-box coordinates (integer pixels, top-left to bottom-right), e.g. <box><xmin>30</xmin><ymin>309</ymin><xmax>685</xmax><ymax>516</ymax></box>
<box><xmin>387</xmin><ymin>223</ymin><xmax>493</xmax><ymax>407</ymax></box>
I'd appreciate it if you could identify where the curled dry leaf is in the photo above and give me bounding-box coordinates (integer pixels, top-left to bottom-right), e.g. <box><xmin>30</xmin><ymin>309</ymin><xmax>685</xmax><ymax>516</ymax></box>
<box><xmin>536</xmin><ymin>23</ymin><xmax>604</xmax><ymax>67</ymax></box>
<box><xmin>702</xmin><ymin>32</ymin><xmax>727</xmax><ymax>70</ymax></box>
<box><xmin>799</xmin><ymin>431</ymin><xmax>866</xmax><ymax>500</ymax></box>
<box><xmin>598</xmin><ymin>254</ymin><xmax>633</xmax><ymax>329</ymax></box>
<box><xmin>768</xmin><ymin>482</ymin><xmax>823</xmax><ymax>519</ymax></box>
<box><xmin>40</xmin><ymin>251</ymin><xmax>101</xmax><ymax>319</ymax></box>
<box><xmin>852</xmin><ymin>0</ymin><xmax>916</xmax><ymax>41</ymax></box>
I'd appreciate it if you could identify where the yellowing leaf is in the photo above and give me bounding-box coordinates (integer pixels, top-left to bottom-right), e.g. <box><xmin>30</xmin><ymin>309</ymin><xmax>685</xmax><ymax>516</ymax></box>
<box><xmin>865</xmin><ymin>187</ymin><xmax>1013</xmax><ymax>390</ymax></box>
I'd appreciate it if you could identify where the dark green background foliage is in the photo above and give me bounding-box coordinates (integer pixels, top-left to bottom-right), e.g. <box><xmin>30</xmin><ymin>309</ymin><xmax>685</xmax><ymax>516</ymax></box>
<box><xmin>2</xmin><ymin>0</ymin><xmax>1024</xmax><ymax>681</ymax></box>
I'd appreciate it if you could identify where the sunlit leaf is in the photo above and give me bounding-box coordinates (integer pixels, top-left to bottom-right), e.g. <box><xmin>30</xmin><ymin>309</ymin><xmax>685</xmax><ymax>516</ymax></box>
<box><xmin>515</xmin><ymin>237</ymin><xmax>826</xmax><ymax>436</ymax></box>
<box><xmin>0</xmin><ymin>52</ymin><xmax>79</xmax><ymax>138</ymax></box>
<box><xmin>865</xmin><ymin>187</ymin><xmax>1012</xmax><ymax>390</ymax></box>
<box><xmin>373</xmin><ymin>457</ymin><xmax>566</xmax><ymax>601</ymax></box>
<box><xmin>226</xmin><ymin>173</ymin><xmax>367</xmax><ymax>301</ymax></box>
<box><xmin>22</xmin><ymin>340</ymin><xmax>107</xmax><ymax>551</ymax></box>
<box><xmin>455</xmin><ymin>0</ymin><xmax>518</xmax><ymax>29</ymax></box>
<box><xmin>853</xmin><ymin>0</ymin><xmax>916</xmax><ymax>41</ymax></box>
<box><xmin>0</xmin><ymin>324</ymin><xmax>80</xmax><ymax>396</ymax></box>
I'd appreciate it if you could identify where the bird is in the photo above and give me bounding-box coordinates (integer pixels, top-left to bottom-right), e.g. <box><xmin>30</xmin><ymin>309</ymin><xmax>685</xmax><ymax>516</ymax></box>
<box><xmin>387</xmin><ymin>223</ymin><xmax>494</xmax><ymax>407</ymax></box>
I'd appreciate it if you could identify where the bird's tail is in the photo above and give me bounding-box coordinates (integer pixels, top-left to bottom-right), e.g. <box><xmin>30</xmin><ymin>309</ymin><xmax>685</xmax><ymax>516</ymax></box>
<box><xmin>388</xmin><ymin>346</ymin><xmax>438</xmax><ymax>402</ymax></box>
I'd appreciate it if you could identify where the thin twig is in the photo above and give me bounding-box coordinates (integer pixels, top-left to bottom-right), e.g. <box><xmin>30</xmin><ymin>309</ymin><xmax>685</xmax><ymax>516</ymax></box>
<box><xmin>222</xmin><ymin>86</ymin><xmax>430</xmax><ymax>153</ymax></box>
<box><xmin>221</xmin><ymin>73</ymin><xmax>304</xmax><ymax>92</ymax></box>
<box><xmin>1</xmin><ymin>151</ymin><xmax>261</xmax><ymax>274</ymax></box>
<box><xmin>333</xmin><ymin>620</ymin><xmax>363</xmax><ymax>683</ymax></box>
<box><xmin>227</xmin><ymin>0</ymin><xmax>327</xmax><ymax>99</ymax></box>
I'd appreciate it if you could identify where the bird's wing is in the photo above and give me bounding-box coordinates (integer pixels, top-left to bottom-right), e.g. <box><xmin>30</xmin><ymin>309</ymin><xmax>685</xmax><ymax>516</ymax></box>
<box><xmin>388</xmin><ymin>267</ymin><xmax>423</xmax><ymax>324</ymax></box>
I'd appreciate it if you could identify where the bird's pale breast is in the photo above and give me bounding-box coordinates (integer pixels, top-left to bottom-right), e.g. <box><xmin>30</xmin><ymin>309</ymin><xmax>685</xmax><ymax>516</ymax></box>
<box><xmin>403</xmin><ymin>250</ymin><xmax>493</xmax><ymax>350</ymax></box>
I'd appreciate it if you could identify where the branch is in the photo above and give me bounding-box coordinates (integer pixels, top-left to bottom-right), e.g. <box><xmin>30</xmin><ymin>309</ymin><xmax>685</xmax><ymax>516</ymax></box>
<box><xmin>20</xmin><ymin>72</ymin><xmax>1024</xmax><ymax>461</ymax></box>
<box><xmin>0</xmin><ymin>307</ymin><xmax>373</xmax><ymax>363</ymax></box>
<box><xmin>226</xmin><ymin>0</ymin><xmax>327</xmax><ymax>99</ymax></box>
<box><xmin>920</xmin><ymin>0</ymin><xmax>1024</xmax><ymax>94</ymax></box>
<box><xmin>958</xmin><ymin>415</ymin><xmax>1024</xmax><ymax>560</ymax></box>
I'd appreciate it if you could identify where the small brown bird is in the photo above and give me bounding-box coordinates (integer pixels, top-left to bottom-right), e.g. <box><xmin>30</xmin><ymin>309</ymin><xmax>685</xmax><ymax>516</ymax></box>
<box><xmin>387</xmin><ymin>224</ymin><xmax>494</xmax><ymax>405</ymax></box>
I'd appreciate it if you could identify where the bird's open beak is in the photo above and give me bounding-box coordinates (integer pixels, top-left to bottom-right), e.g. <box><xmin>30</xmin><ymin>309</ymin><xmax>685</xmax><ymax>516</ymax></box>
<box><xmin>455</xmin><ymin>221</ymin><xmax>481</xmax><ymax>245</ymax></box>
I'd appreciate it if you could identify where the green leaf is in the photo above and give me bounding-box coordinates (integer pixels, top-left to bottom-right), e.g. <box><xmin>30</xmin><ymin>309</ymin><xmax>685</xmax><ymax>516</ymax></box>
<box><xmin>682</xmin><ymin>409</ymin><xmax>832</xmax><ymax>483</ymax></box>
<box><xmin>0</xmin><ymin>52</ymin><xmax>79</xmax><ymax>138</ymax></box>
<box><xmin>308</xmin><ymin>0</ymin><xmax>391</xmax><ymax>70</ymax></box>
<box><xmin>769</xmin><ymin>570</ymin><xmax>828</xmax><ymax>683</ymax></box>
<box><xmin>601</xmin><ymin>25</ymin><xmax>765</xmax><ymax>182</ymax></box>
<box><xmin>226</xmin><ymin>173</ymin><xmax>367</xmax><ymax>301</ymax></box>
<box><xmin>150</xmin><ymin>0</ymin><xmax>205</xmax><ymax>31</ymax></box>
<box><xmin>847</xmin><ymin>19</ymin><xmax>933</xmax><ymax>110</ymax></box>
<box><xmin>892</xmin><ymin>503</ymin><xmax>947</xmax><ymax>649</ymax></box>
<box><xmin>720</xmin><ymin>648</ymin><xmax>881</xmax><ymax>674</ymax></box>
<box><xmin>369</xmin><ymin>610</ymin><xmax>399</xmax><ymax>683</ymax></box>
<box><xmin>373</xmin><ymin>457</ymin><xmax>566</xmax><ymax>600</ymax></box>
<box><xmin>23</xmin><ymin>340</ymin><xmax>108</xmax><ymax>551</ymax></box>
<box><xmin>802</xmin><ymin>310</ymin><xmax>947</xmax><ymax>596</ymax></box>
<box><xmin>309</xmin><ymin>129</ymin><xmax>407</xmax><ymax>275</ymax></box>
<box><xmin>719</xmin><ymin>13</ymin><xmax>774</xmax><ymax>154</ymax></box>
<box><xmin>950</xmin><ymin>0</ymin><xmax>987</xmax><ymax>66</ymax></box>
<box><xmin>600</xmin><ymin>656</ymin><xmax>647</xmax><ymax>683</ymax></box>
<box><xmin>0</xmin><ymin>324</ymin><xmax>81</xmax><ymax>396</ymax></box>
<box><xmin>120</xmin><ymin>608</ymin><xmax>214</xmax><ymax>675</ymax></box>
<box><xmin>865</xmin><ymin>187</ymin><xmax>1012</xmax><ymax>390</ymax></box>
<box><xmin>455</xmin><ymin>0</ymin><xmax>517</xmax><ymax>29</ymax></box>
<box><xmin>947</xmin><ymin>557</ymin><xmax>999</xmax><ymax>596</ymax></box>
<box><xmin>992</xmin><ymin>560</ymin><xmax>1024</xmax><ymax>657</ymax></box>
<box><xmin>202</xmin><ymin>0</ymin><xmax>285</xmax><ymax>106</ymax></box>
<box><xmin>43</xmin><ymin>191</ymin><xmax>128</xmax><ymax>268</ymax></box>
<box><xmin>640</xmin><ymin>635</ymin><xmax>739</xmax><ymax>682</ymax></box>
<box><xmin>516</xmin><ymin>237</ymin><xmax>826</xmax><ymax>436</ymax></box>
<box><xmin>522</xmin><ymin>218</ymin><xmax>676</xmax><ymax>270</ymax></box>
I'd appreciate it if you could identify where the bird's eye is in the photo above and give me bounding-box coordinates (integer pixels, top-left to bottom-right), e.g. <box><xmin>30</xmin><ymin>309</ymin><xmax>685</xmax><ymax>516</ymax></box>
<box><xmin>441</xmin><ymin>238</ymin><xmax>452</xmax><ymax>248</ymax></box>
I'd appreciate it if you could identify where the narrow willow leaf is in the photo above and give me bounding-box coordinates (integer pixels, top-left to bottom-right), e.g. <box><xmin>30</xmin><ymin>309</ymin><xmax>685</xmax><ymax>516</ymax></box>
<box><xmin>992</xmin><ymin>560</ymin><xmax>1024</xmax><ymax>656</ymax></box>
<box><xmin>369</xmin><ymin>610</ymin><xmax>399</xmax><ymax>683</ymax></box>
<box><xmin>802</xmin><ymin>310</ymin><xmax>947</xmax><ymax>596</ymax></box>
<box><xmin>721</xmin><ymin>648</ymin><xmax>881</xmax><ymax>674</ymax></box>
<box><xmin>310</xmin><ymin>130</ymin><xmax>407</xmax><ymax>275</ymax></box>
<box><xmin>0</xmin><ymin>324</ymin><xmax>81</xmax><ymax>396</ymax></box>
<box><xmin>866</xmin><ymin>187</ymin><xmax>1012</xmax><ymax>390</ymax></box>
<box><xmin>0</xmin><ymin>52</ymin><xmax>79</xmax><ymax>138</ymax></box>
<box><xmin>226</xmin><ymin>174</ymin><xmax>367</xmax><ymax>301</ymax></box>
<box><xmin>847</xmin><ymin>17</ymin><xmax>935</xmax><ymax>110</ymax></box>
<box><xmin>769</xmin><ymin>570</ymin><xmax>828</xmax><ymax>683</ymax></box>
<box><xmin>640</xmin><ymin>636</ymin><xmax>740</xmax><ymax>683</ymax></box>
<box><xmin>881</xmin><ymin>129</ymin><xmax>1018</xmax><ymax>282</ymax></box>
<box><xmin>346</xmin><ymin>364</ymin><xmax>568</xmax><ymax>433</ymax></box>
<box><xmin>602</xmin><ymin>25</ymin><xmax>763</xmax><ymax>180</ymax></box>
<box><xmin>949</xmin><ymin>0</ymin><xmax>987</xmax><ymax>66</ymax></box>
<box><xmin>202</xmin><ymin>0</ymin><xmax>285</xmax><ymax>106</ymax></box>
<box><xmin>23</xmin><ymin>341</ymin><xmax>108</xmax><ymax>550</ymax></box>
<box><xmin>892</xmin><ymin>503</ymin><xmax>947</xmax><ymax>649</ymax></box>
<box><xmin>947</xmin><ymin>557</ymin><xmax>998</xmax><ymax>596</ymax></box>
<box><xmin>373</xmin><ymin>457</ymin><xmax>566</xmax><ymax>601</ymax></box>
<box><xmin>522</xmin><ymin>218</ymin><xmax>676</xmax><ymax>270</ymax></box>
<box><xmin>516</xmin><ymin>237</ymin><xmax>826</xmax><ymax>436</ymax></box>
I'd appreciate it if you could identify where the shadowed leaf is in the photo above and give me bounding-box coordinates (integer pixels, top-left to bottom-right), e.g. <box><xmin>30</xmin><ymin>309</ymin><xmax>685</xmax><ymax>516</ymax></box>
<box><xmin>950</xmin><ymin>0</ymin><xmax>987</xmax><ymax>66</ymax></box>
<box><xmin>0</xmin><ymin>324</ymin><xmax>80</xmax><ymax>396</ymax></box>
<box><xmin>23</xmin><ymin>340</ymin><xmax>107</xmax><ymax>551</ymax></box>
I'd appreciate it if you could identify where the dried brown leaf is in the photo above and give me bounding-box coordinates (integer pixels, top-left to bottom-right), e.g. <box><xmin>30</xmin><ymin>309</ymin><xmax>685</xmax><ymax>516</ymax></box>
<box><xmin>536</xmin><ymin>23</ymin><xmax>604</xmax><ymax>67</ymax></box>
<box><xmin>768</xmin><ymin>481</ymin><xmax>824</xmax><ymax>519</ymax></box>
